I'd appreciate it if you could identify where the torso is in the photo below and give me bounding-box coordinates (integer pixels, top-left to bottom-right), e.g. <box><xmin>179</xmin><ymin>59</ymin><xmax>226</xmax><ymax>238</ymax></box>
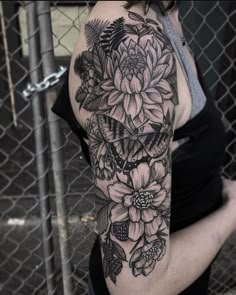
<box><xmin>68</xmin><ymin>1</ymin><xmax>198</xmax><ymax>142</ymax></box>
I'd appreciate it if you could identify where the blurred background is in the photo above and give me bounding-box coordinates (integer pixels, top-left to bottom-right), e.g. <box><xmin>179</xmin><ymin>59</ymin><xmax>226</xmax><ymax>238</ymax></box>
<box><xmin>0</xmin><ymin>1</ymin><xmax>235</xmax><ymax>294</ymax></box>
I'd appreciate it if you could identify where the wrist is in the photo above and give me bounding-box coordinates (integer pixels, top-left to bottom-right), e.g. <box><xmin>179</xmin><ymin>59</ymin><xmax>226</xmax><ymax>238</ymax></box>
<box><xmin>220</xmin><ymin>201</ymin><xmax>236</xmax><ymax>235</ymax></box>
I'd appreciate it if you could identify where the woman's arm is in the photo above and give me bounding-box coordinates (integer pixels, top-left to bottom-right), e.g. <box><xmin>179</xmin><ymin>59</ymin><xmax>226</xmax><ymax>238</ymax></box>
<box><xmin>104</xmin><ymin>200</ymin><xmax>236</xmax><ymax>295</ymax></box>
<box><xmin>162</xmin><ymin>200</ymin><xmax>236</xmax><ymax>295</ymax></box>
<box><xmin>69</xmin><ymin>3</ymin><xmax>236</xmax><ymax>294</ymax></box>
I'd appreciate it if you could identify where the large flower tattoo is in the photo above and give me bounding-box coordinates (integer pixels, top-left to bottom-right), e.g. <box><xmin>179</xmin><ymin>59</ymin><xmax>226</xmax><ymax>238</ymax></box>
<box><xmin>108</xmin><ymin>162</ymin><xmax>168</xmax><ymax>241</ymax></box>
<box><xmin>100</xmin><ymin>37</ymin><xmax>175</xmax><ymax>126</ymax></box>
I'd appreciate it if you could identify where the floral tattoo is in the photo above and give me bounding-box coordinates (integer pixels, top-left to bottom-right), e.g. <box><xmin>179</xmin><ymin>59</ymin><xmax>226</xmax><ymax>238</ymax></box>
<box><xmin>74</xmin><ymin>12</ymin><xmax>178</xmax><ymax>284</ymax></box>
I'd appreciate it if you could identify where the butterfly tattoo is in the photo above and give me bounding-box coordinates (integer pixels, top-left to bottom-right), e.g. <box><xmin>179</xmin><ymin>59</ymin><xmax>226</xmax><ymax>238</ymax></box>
<box><xmin>97</xmin><ymin>113</ymin><xmax>172</xmax><ymax>173</ymax></box>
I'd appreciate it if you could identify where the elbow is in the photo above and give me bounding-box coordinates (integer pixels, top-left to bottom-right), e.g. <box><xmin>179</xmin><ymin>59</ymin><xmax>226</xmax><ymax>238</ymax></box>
<box><xmin>107</xmin><ymin>254</ymin><xmax>171</xmax><ymax>295</ymax></box>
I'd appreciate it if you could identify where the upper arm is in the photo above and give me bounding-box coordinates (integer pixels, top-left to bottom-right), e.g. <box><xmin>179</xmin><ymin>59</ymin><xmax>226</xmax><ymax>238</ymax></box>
<box><xmin>71</xmin><ymin>6</ymin><xmax>178</xmax><ymax>294</ymax></box>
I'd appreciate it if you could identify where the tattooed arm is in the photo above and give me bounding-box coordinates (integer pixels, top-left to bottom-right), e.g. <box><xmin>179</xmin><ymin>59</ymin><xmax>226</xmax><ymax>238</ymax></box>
<box><xmin>69</xmin><ymin>5</ymin><xmax>236</xmax><ymax>295</ymax></box>
<box><xmin>71</xmin><ymin>8</ymin><xmax>175</xmax><ymax>292</ymax></box>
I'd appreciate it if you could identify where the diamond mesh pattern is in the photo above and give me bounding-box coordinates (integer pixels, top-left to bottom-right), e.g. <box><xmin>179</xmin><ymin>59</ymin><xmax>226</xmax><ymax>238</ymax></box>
<box><xmin>0</xmin><ymin>1</ymin><xmax>235</xmax><ymax>294</ymax></box>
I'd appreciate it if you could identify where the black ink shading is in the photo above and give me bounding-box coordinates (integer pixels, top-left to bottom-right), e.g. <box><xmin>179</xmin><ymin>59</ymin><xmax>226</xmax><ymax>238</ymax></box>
<box><xmin>74</xmin><ymin>10</ymin><xmax>178</xmax><ymax>284</ymax></box>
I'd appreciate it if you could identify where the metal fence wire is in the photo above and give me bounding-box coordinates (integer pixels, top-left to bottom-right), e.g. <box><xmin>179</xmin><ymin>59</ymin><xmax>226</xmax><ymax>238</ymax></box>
<box><xmin>0</xmin><ymin>1</ymin><xmax>235</xmax><ymax>294</ymax></box>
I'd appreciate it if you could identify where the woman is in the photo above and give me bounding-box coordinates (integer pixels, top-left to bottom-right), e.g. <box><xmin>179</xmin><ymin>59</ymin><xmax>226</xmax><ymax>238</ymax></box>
<box><xmin>51</xmin><ymin>1</ymin><xmax>236</xmax><ymax>294</ymax></box>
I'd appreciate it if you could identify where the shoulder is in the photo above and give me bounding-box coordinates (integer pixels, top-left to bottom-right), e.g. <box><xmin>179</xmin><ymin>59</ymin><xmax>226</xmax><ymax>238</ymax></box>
<box><xmin>67</xmin><ymin>3</ymin><xmax>179</xmax><ymax>288</ymax></box>
<box><xmin>68</xmin><ymin>1</ymin><xmax>176</xmax><ymax>127</ymax></box>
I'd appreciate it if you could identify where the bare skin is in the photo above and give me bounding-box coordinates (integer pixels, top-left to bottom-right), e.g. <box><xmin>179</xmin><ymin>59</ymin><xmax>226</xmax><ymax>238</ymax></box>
<box><xmin>68</xmin><ymin>1</ymin><xmax>236</xmax><ymax>294</ymax></box>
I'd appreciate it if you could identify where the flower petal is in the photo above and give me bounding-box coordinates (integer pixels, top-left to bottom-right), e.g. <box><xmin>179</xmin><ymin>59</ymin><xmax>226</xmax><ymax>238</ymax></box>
<box><xmin>101</xmin><ymin>80</ymin><xmax>115</xmax><ymax>91</ymax></box>
<box><xmin>153</xmin><ymin>37</ymin><xmax>162</xmax><ymax>60</ymax></box>
<box><xmin>151</xmin><ymin>161</ymin><xmax>166</xmax><ymax>180</ymax></box>
<box><xmin>157</xmin><ymin>79</ymin><xmax>172</xmax><ymax>96</ymax></box>
<box><xmin>97</xmin><ymin>142</ymin><xmax>106</xmax><ymax>156</ymax></box>
<box><xmin>137</xmin><ymin>109</ymin><xmax>145</xmax><ymax>125</ymax></box>
<box><xmin>123</xmin><ymin>94</ymin><xmax>131</xmax><ymax>116</ymax></box>
<box><xmin>130</xmin><ymin>163</ymin><xmax>150</xmax><ymax>190</ymax></box>
<box><xmin>123</xmin><ymin>94</ymin><xmax>142</xmax><ymax>119</ymax></box>
<box><xmin>135</xmin><ymin>42</ymin><xmax>146</xmax><ymax>56</ymax></box>
<box><xmin>147</xmin><ymin>53</ymin><xmax>153</xmax><ymax>73</ymax></box>
<box><xmin>130</xmin><ymin>75</ymin><xmax>143</xmax><ymax>93</ymax></box>
<box><xmin>120</xmin><ymin>50</ymin><xmax>128</xmax><ymax>64</ymax></box>
<box><xmin>141</xmin><ymin>92</ymin><xmax>157</xmax><ymax>105</ymax></box>
<box><xmin>114</xmin><ymin>68</ymin><xmax>123</xmax><ymax>91</ymax></box>
<box><xmin>145</xmin><ymin>88</ymin><xmax>162</xmax><ymax>103</ymax></box>
<box><xmin>145</xmin><ymin>215</ymin><xmax>162</xmax><ymax>236</ymax></box>
<box><xmin>163</xmin><ymin>53</ymin><xmax>174</xmax><ymax>77</ymax></box>
<box><xmin>143</xmin><ymin>68</ymin><xmax>151</xmax><ymax>90</ymax></box>
<box><xmin>118</xmin><ymin>42</ymin><xmax>128</xmax><ymax>56</ymax></box>
<box><xmin>129</xmin><ymin>221</ymin><xmax>144</xmax><ymax>241</ymax></box>
<box><xmin>161</xmin><ymin>173</ymin><xmax>171</xmax><ymax>193</ymax></box>
<box><xmin>108</xmin><ymin>182</ymin><xmax>133</xmax><ymax>203</ymax></box>
<box><xmin>145</xmin><ymin>40</ymin><xmax>157</xmax><ymax>66</ymax></box>
<box><xmin>110</xmin><ymin>203</ymin><xmax>129</xmax><ymax>223</ymax></box>
<box><xmin>123</xmin><ymin>194</ymin><xmax>133</xmax><ymax>207</ymax></box>
<box><xmin>106</xmin><ymin>56</ymin><xmax>114</xmax><ymax>78</ymax></box>
<box><xmin>157</xmin><ymin>52</ymin><xmax>170</xmax><ymax>68</ymax></box>
<box><xmin>143</xmin><ymin>257</ymin><xmax>155</xmax><ymax>268</ymax></box>
<box><xmin>145</xmin><ymin>182</ymin><xmax>161</xmax><ymax>193</ymax></box>
<box><xmin>110</xmin><ymin>104</ymin><xmax>126</xmax><ymax>122</ymax></box>
<box><xmin>129</xmin><ymin>39</ymin><xmax>136</xmax><ymax>50</ymax></box>
<box><xmin>129</xmin><ymin>206</ymin><xmax>141</xmax><ymax>222</ymax></box>
<box><xmin>133</xmin><ymin>267</ymin><xmax>143</xmax><ymax>277</ymax></box>
<box><xmin>153</xmin><ymin>189</ymin><xmax>167</xmax><ymax>207</ymax></box>
<box><xmin>161</xmin><ymin>195</ymin><xmax>170</xmax><ymax>208</ymax></box>
<box><xmin>130</xmin><ymin>248</ymin><xmax>142</xmax><ymax>264</ymax></box>
<box><xmin>134</xmin><ymin>94</ymin><xmax>143</xmax><ymax>117</ymax></box>
<box><xmin>108</xmin><ymin>90</ymin><xmax>124</xmax><ymax>105</ymax></box>
<box><xmin>141</xmin><ymin>208</ymin><xmax>157</xmax><ymax>223</ymax></box>
<box><xmin>143</xmin><ymin>260</ymin><xmax>156</xmax><ymax>276</ymax></box>
<box><xmin>151</xmin><ymin>64</ymin><xmax>168</xmax><ymax>87</ymax></box>
<box><xmin>144</xmin><ymin>104</ymin><xmax>164</xmax><ymax>124</ymax></box>
<box><xmin>134</xmin><ymin>257</ymin><xmax>146</xmax><ymax>269</ymax></box>
<box><xmin>121</xmin><ymin>77</ymin><xmax>132</xmax><ymax>94</ymax></box>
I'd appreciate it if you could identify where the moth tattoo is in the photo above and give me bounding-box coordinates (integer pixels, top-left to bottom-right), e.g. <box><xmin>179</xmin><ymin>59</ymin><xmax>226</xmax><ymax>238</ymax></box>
<box><xmin>74</xmin><ymin>11</ymin><xmax>178</xmax><ymax>284</ymax></box>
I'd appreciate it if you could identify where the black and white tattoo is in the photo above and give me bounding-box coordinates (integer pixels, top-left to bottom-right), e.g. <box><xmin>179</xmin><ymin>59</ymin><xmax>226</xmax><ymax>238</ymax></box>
<box><xmin>74</xmin><ymin>11</ymin><xmax>178</xmax><ymax>284</ymax></box>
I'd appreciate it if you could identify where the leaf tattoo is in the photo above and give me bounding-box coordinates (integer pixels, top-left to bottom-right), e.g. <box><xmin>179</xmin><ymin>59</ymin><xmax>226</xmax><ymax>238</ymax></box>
<box><xmin>128</xmin><ymin>11</ymin><xmax>145</xmax><ymax>22</ymax></box>
<box><xmin>85</xmin><ymin>18</ymin><xmax>109</xmax><ymax>48</ymax></box>
<box><xmin>100</xmin><ymin>17</ymin><xmax>128</xmax><ymax>53</ymax></box>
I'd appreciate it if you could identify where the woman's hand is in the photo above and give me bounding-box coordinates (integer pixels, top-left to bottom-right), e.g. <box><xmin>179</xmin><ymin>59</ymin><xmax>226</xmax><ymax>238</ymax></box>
<box><xmin>222</xmin><ymin>177</ymin><xmax>236</xmax><ymax>204</ymax></box>
<box><xmin>222</xmin><ymin>177</ymin><xmax>236</xmax><ymax>227</ymax></box>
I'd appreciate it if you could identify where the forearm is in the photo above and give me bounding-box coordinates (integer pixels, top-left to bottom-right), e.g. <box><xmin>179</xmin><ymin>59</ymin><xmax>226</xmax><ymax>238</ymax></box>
<box><xmin>161</xmin><ymin>204</ymin><xmax>235</xmax><ymax>295</ymax></box>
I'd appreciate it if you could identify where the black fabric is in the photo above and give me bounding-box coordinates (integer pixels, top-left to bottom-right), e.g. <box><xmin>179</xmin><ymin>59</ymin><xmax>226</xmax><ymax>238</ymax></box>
<box><xmin>51</xmin><ymin>70</ymin><xmax>91</xmax><ymax>165</ymax></box>
<box><xmin>51</xmin><ymin>60</ymin><xmax>226</xmax><ymax>294</ymax></box>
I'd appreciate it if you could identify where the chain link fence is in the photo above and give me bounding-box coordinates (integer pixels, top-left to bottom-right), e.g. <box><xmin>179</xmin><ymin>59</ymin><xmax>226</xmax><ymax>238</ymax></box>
<box><xmin>0</xmin><ymin>1</ymin><xmax>235</xmax><ymax>294</ymax></box>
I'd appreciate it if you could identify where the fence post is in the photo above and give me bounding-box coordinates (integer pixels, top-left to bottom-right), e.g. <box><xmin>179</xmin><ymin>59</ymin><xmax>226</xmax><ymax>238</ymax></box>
<box><xmin>36</xmin><ymin>1</ymin><xmax>74</xmax><ymax>294</ymax></box>
<box><xmin>26</xmin><ymin>2</ymin><xmax>57</xmax><ymax>294</ymax></box>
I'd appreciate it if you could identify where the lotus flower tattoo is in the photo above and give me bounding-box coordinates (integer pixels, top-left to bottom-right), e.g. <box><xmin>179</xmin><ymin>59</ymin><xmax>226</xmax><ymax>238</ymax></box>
<box><xmin>100</xmin><ymin>38</ymin><xmax>174</xmax><ymax>126</ymax></box>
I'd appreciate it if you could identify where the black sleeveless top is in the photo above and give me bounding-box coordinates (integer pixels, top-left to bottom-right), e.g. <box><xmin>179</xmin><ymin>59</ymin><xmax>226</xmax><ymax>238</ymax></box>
<box><xmin>51</xmin><ymin>13</ymin><xmax>226</xmax><ymax>295</ymax></box>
